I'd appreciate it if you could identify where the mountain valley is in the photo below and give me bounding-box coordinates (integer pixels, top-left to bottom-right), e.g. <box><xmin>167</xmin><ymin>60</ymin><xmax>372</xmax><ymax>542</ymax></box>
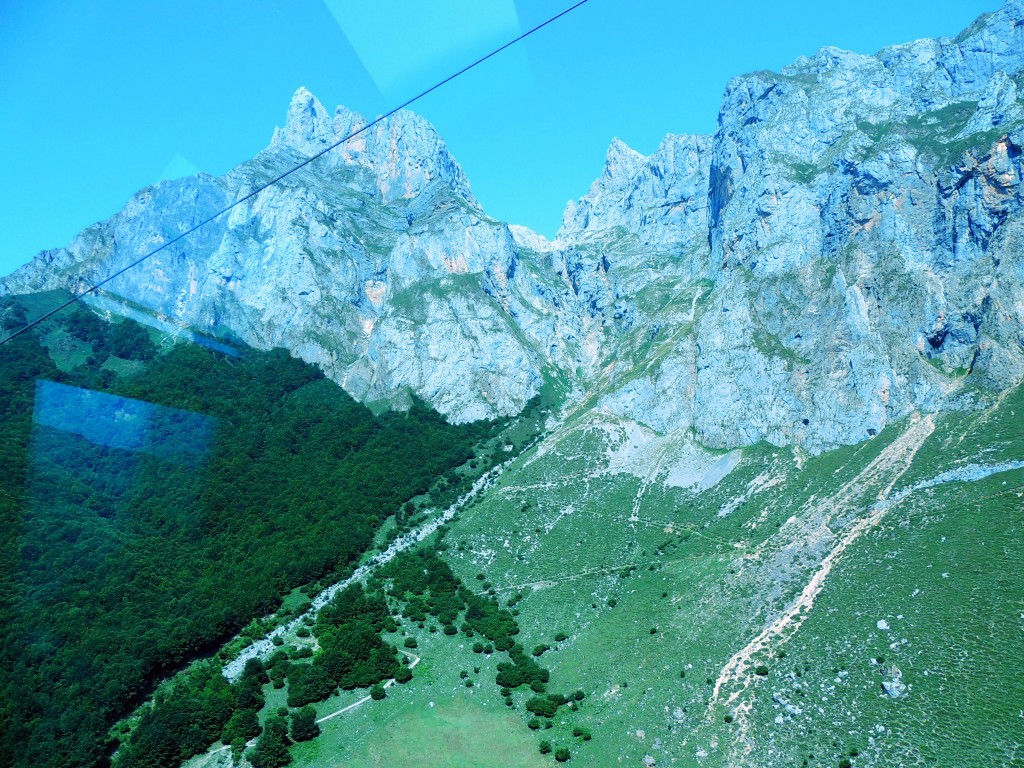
<box><xmin>2</xmin><ymin>3</ymin><xmax>1024</xmax><ymax>767</ymax></box>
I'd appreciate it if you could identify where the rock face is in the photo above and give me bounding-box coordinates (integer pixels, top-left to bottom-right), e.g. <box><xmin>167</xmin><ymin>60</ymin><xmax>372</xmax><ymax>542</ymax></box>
<box><xmin>6</xmin><ymin>91</ymin><xmax>557</xmax><ymax>422</ymax></box>
<box><xmin>5</xmin><ymin>1</ymin><xmax>1024</xmax><ymax>452</ymax></box>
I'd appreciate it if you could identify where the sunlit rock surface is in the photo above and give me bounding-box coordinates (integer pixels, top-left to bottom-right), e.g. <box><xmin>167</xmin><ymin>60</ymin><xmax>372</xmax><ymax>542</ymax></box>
<box><xmin>5</xmin><ymin>0</ymin><xmax>1024</xmax><ymax>452</ymax></box>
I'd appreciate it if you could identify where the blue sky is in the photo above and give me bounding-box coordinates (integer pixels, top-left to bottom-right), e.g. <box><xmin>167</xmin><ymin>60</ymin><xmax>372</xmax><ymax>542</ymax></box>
<box><xmin>0</xmin><ymin>0</ymin><xmax>998</xmax><ymax>275</ymax></box>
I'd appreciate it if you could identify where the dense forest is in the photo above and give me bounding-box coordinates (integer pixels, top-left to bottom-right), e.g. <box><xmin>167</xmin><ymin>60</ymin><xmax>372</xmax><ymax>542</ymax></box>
<box><xmin>112</xmin><ymin>578</ymin><xmax>405</xmax><ymax>768</ymax></box>
<box><xmin>0</xmin><ymin>295</ymin><xmax>498</xmax><ymax>768</ymax></box>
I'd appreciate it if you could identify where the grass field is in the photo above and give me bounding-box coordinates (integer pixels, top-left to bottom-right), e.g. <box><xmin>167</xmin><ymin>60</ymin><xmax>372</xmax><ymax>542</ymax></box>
<box><xmin>740</xmin><ymin>467</ymin><xmax>1024</xmax><ymax>767</ymax></box>
<box><xmin>317</xmin><ymin>384</ymin><xmax>1021</xmax><ymax>767</ymax></box>
<box><xmin>180</xmin><ymin>383</ymin><xmax>1022</xmax><ymax>768</ymax></box>
<box><xmin>286</xmin><ymin>624</ymin><xmax>551</xmax><ymax>768</ymax></box>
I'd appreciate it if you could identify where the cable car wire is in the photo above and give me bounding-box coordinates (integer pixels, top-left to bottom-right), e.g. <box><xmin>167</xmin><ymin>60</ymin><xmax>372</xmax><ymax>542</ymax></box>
<box><xmin>0</xmin><ymin>0</ymin><xmax>591</xmax><ymax>347</ymax></box>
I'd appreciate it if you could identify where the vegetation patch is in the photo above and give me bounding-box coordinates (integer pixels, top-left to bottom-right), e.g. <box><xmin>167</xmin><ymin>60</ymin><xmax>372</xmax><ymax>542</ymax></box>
<box><xmin>0</xmin><ymin>295</ymin><xmax>500</xmax><ymax>768</ymax></box>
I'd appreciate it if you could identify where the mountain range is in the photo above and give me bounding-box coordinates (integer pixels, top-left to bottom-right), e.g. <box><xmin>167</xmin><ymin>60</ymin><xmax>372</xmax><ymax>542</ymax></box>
<box><xmin>6</xmin><ymin>0</ymin><xmax>1023</xmax><ymax>456</ymax></box>
<box><xmin>3</xmin><ymin>4</ymin><xmax>1024</xmax><ymax>767</ymax></box>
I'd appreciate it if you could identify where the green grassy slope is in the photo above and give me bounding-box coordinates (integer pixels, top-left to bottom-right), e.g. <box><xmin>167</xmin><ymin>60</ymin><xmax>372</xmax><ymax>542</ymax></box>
<box><xmin>296</xmin><ymin>385</ymin><xmax>1022</xmax><ymax>767</ymax></box>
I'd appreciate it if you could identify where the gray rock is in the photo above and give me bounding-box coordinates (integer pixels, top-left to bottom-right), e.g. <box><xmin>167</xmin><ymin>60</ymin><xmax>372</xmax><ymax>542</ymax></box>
<box><xmin>5</xmin><ymin>2</ymin><xmax>1024</xmax><ymax>452</ymax></box>
<box><xmin>882</xmin><ymin>678</ymin><xmax>907</xmax><ymax>698</ymax></box>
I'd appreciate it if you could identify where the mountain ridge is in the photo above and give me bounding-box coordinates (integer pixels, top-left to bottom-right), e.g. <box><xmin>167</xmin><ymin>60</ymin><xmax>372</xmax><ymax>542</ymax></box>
<box><xmin>4</xmin><ymin>0</ymin><xmax>1024</xmax><ymax>454</ymax></box>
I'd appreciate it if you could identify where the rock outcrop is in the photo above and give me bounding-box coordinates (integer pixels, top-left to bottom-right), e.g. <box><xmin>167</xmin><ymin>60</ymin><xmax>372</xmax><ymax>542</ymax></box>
<box><xmin>5</xmin><ymin>0</ymin><xmax>1024</xmax><ymax>452</ymax></box>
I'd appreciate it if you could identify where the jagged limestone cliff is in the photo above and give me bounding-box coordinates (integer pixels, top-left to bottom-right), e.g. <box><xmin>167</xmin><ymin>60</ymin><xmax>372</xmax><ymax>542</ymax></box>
<box><xmin>5</xmin><ymin>0</ymin><xmax>1024</xmax><ymax>452</ymax></box>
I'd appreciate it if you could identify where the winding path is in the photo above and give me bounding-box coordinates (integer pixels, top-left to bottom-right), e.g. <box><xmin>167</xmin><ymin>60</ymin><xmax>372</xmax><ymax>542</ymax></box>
<box><xmin>314</xmin><ymin>649</ymin><xmax>421</xmax><ymax>725</ymax></box>
<box><xmin>222</xmin><ymin>459</ymin><xmax>513</xmax><ymax>682</ymax></box>
<box><xmin>204</xmin><ymin>649</ymin><xmax>422</xmax><ymax>763</ymax></box>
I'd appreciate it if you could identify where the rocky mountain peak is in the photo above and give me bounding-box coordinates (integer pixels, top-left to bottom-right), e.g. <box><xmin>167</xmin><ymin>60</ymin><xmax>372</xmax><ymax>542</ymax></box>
<box><xmin>558</xmin><ymin>133</ymin><xmax>712</xmax><ymax>248</ymax></box>
<box><xmin>877</xmin><ymin>0</ymin><xmax>1023</xmax><ymax>105</ymax></box>
<box><xmin>271</xmin><ymin>86</ymin><xmax>337</xmax><ymax>153</ymax></box>
<box><xmin>269</xmin><ymin>87</ymin><xmax>476</xmax><ymax>206</ymax></box>
<box><xmin>603</xmin><ymin>137</ymin><xmax>645</xmax><ymax>175</ymax></box>
<box><xmin>4</xmin><ymin>4</ymin><xmax>1024</xmax><ymax>454</ymax></box>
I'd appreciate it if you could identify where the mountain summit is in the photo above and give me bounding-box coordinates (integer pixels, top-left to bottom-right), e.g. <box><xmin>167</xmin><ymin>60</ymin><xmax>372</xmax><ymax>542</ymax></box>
<box><xmin>271</xmin><ymin>86</ymin><xmax>477</xmax><ymax>205</ymax></box>
<box><xmin>4</xmin><ymin>0</ymin><xmax>1024</xmax><ymax>453</ymax></box>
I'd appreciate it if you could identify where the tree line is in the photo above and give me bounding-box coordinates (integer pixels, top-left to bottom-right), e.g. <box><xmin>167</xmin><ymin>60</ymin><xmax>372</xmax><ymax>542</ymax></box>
<box><xmin>0</xmin><ymin>296</ymin><xmax>498</xmax><ymax>768</ymax></box>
